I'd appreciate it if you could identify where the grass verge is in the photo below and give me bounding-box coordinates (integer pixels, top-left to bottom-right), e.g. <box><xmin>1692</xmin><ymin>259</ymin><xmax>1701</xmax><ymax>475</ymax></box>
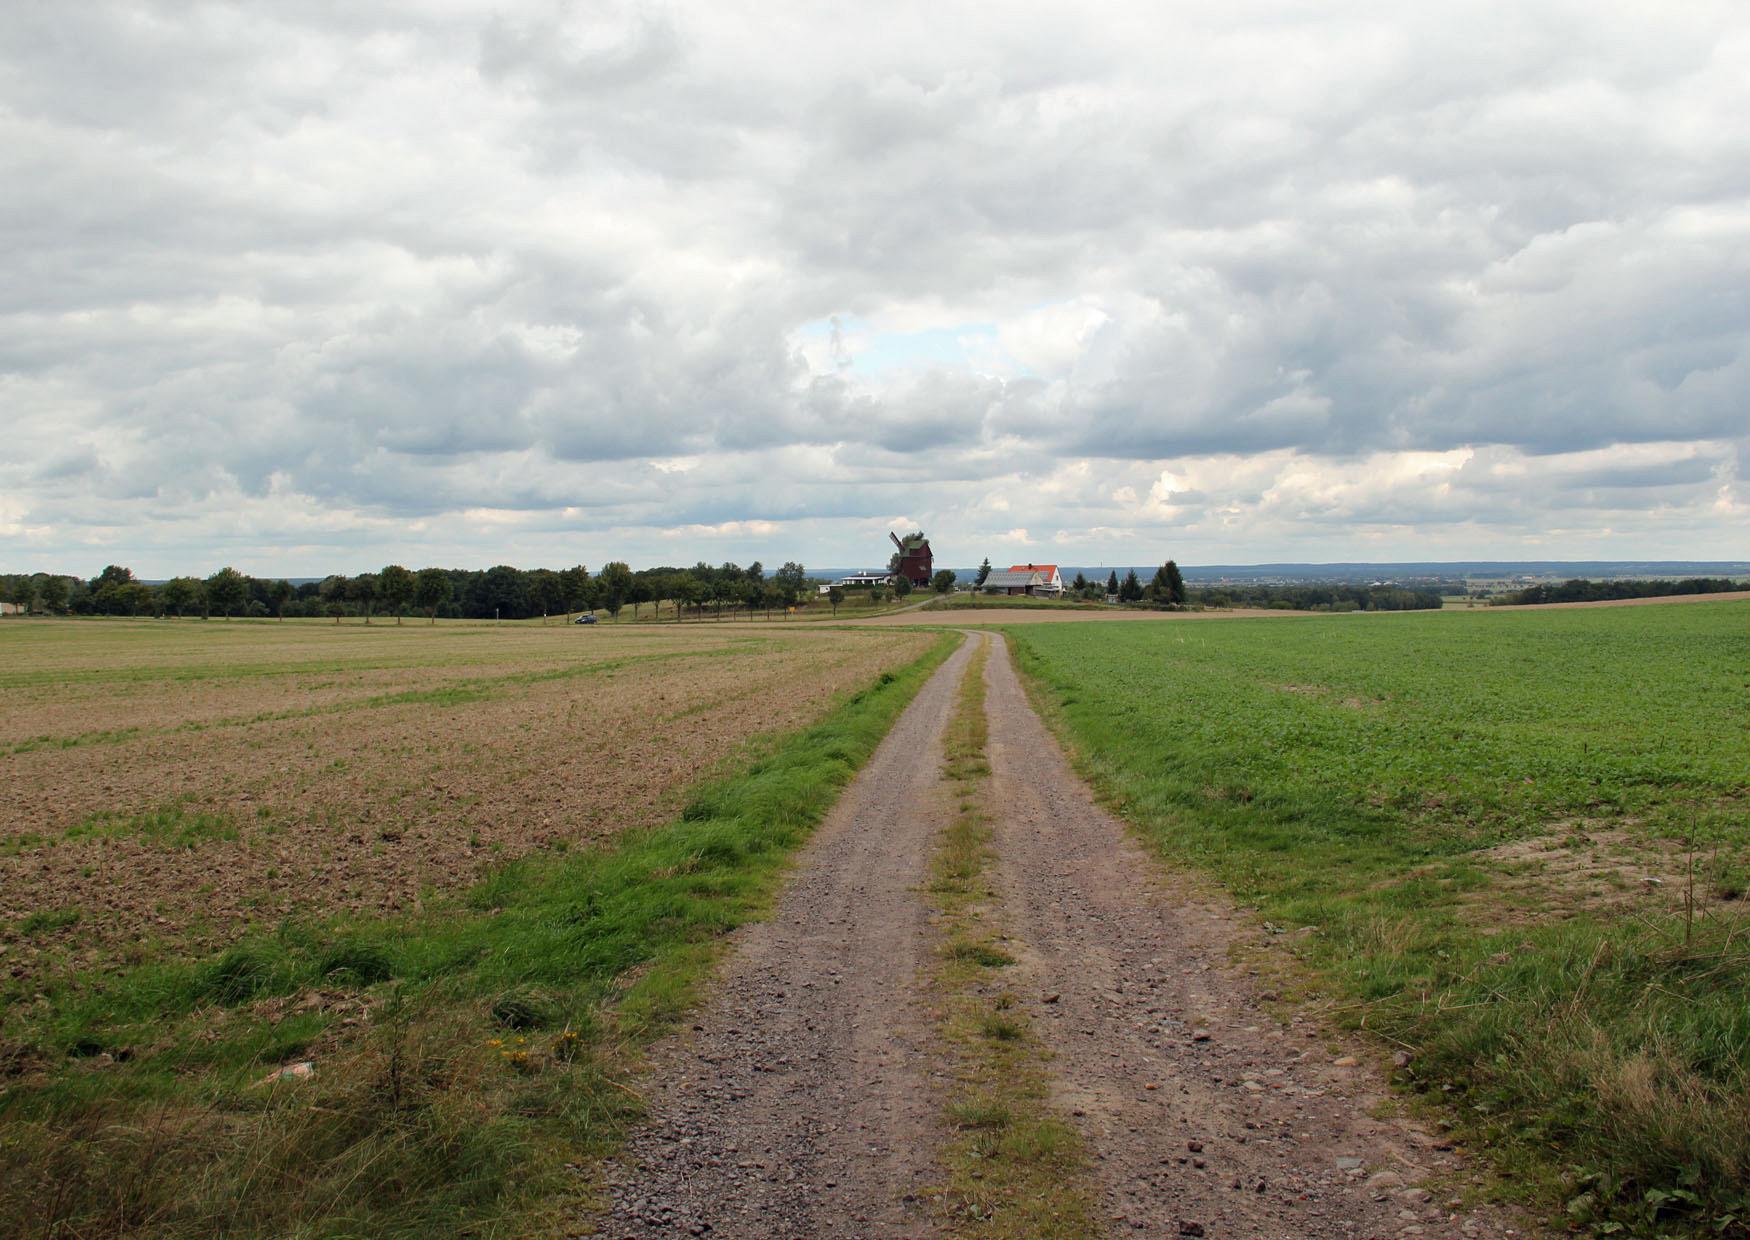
<box><xmin>0</xmin><ymin>633</ymin><xmax>958</xmax><ymax>1239</ymax></box>
<box><xmin>1003</xmin><ymin>605</ymin><xmax>1750</xmax><ymax>1238</ymax></box>
<box><xmin>924</xmin><ymin>636</ymin><xmax>1100</xmax><ymax>1237</ymax></box>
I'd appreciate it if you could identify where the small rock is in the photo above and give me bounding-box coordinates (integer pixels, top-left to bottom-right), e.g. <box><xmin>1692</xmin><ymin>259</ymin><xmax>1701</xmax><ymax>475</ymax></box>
<box><xmin>1392</xmin><ymin>1049</ymin><xmax>1414</xmax><ymax>1069</ymax></box>
<box><xmin>1333</xmin><ymin>1055</ymin><xmax>1360</xmax><ymax>1067</ymax></box>
<box><xmin>1187</xmin><ymin>1140</ymin><xmax>1204</xmax><ymax>1153</ymax></box>
<box><xmin>1335</xmin><ymin>1157</ymin><xmax>1364</xmax><ymax>1171</ymax></box>
<box><xmin>1397</xmin><ymin>1187</ymin><xmax>1433</xmax><ymax>1204</ymax></box>
<box><xmin>253</xmin><ymin>1060</ymin><xmax>315</xmax><ymax>1088</ymax></box>
<box><xmin>1179</xmin><ymin>1223</ymin><xmax>1206</xmax><ymax>1237</ymax></box>
<box><xmin>1366</xmin><ymin>1170</ymin><xmax>1405</xmax><ymax>1190</ymax></box>
<box><xmin>1191</xmin><ymin>1029</ymin><xmax>1212</xmax><ymax>1042</ymax></box>
<box><xmin>1042</xmin><ymin>992</ymin><xmax>1060</xmax><ymax>1004</ymax></box>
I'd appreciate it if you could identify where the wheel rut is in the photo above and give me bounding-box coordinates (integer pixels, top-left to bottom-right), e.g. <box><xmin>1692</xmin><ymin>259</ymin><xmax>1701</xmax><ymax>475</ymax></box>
<box><xmin>601</xmin><ymin>631</ymin><xmax>1525</xmax><ymax>1239</ymax></box>
<box><xmin>976</xmin><ymin>630</ymin><xmax>1520</xmax><ymax>1239</ymax></box>
<box><xmin>601</xmin><ymin>639</ymin><xmax>975</xmax><ymax>1238</ymax></box>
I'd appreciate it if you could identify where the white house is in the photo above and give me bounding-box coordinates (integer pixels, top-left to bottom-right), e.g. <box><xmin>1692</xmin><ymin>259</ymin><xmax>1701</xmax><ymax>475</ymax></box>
<box><xmin>1007</xmin><ymin>564</ymin><xmax>1065</xmax><ymax>597</ymax></box>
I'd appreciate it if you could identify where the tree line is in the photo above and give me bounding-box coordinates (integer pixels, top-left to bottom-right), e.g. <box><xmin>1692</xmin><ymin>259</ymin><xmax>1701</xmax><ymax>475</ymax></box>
<box><xmin>1190</xmin><ymin>583</ymin><xmax>1443</xmax><ymax>611</ymax></box>
<box><xmin>1488</xmin><ymin>577</ymin><xmax>1743</xmax><ymax>606</ymax></box>
<box><xmin>0</xmin><ymin>560</ymin><xmax>817</xmax><ymax>623</ymax></box>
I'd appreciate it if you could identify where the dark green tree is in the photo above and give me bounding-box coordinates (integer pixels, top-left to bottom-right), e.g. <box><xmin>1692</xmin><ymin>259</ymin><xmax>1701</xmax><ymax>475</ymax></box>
<box><xmin>351</xmin><ymin>573</ymin><xmax>379</xmax><ymax>624</ymax></box>
<box><xmin>1120</xmin><ymin>569</ymin><xmax>1143</xmax><ymax>602</ymax></box>
<box><xmin>629</xmin><ymin>575</ymin><xmax>653</xmax><ymax>620</ymax></box>
<box><xmin>159</xmin><ymin>576</ymin><xmax>197</xmax><ymax>617</ymax></box>
<box><xmin>774</xmin><ymin>561</ymin><xmax>807</xmax><ymax>608</ymax></box>
<box><xmin>319</xmin><ymin>575</ymin><xmax>351</xmax><ymax>622</ymax></box>
<box><xmin>5</xmin><ymin>575</ymin><xmax>35</xmax><ymax>614</ymax></box>
<box><xmin>932</xmin><ymin>569</ymin><xmax>957</xmax><ymax>594</ymax></box>
<box><xmin>1106</xmin><ymin>570</ymin><xmax>1119</xmax><ymax>596</ymax></box>
<box><xmin>1165</xmin><ymin>559</ymin><xmax>1185</xmax><ymax>605</ymax></box>
<box><xmin>893</xmin><ymin>575</ymin><xmax>912</xmax><ymax>599</ymax></box>
<box><xmin>414</xmin><ymin>567</ymin><xmax>451</xmax><ymax>624</ymax></box>
<box><xmin>975</xmin><ymin>557</ymin><xmax>992</xmax><ymax>586</ymax></box>
<box><xmin>91</xmin><ymin>565</ymin><xmax>136</xmax><ymax>615</ymax></box>
<box><xmin>559</xmin><ymin>565</ymin><xmax>591</xmax><ymax>620</ymax></box>
<box><xmin>598</xmin><ymin>561</ymin><xmax>634</xmax><ymax>618</ymax></box>
<box><xmin>475</xmin><ymin>566</ymin><xmax>529</xmax><ymax>620</ymax></box>
<box><xmin>205</xmin><ymin>567</ymin><xmax>248</xmax><ymax>619</ymax></box>
<box><xmin>672</xmin><ymin>572</ymin><xmax>703</xmax><ymax>620</ymax></box>
<box><xmin>378</xmin><ymin>565</ymin><xmax>415</xmax><ymax>624</ymax></box>
<box><xmin>37</xmin><ymin>574</ymin><xmax>69</xmax><ymax>614</ymax></box>
<box><xmin>119</xmin><ymin>581</ymin><xmax>155</xmax><ymax>616</ymax></box>
<box><xmin>827</xmin><ymin>584</ymin><xmax>845</xmax><ymax>616</ymax></box>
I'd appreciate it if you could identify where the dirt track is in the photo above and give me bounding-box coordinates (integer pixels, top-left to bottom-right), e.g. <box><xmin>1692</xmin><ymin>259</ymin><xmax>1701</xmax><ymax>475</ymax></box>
<box><xmin>601</xmin><ymin>638</ymin><xmax>974</xmax><ymax>1238</ymax></box>
<box><xmin>977</xmin><ymin>631</ymin><xmax>1517</xmax><ymax>1237</ymax></box>
<box><xmin>600</xmin><ymin>634</ymin><xmax>1524</xmax><ymax>1238</ymax></box>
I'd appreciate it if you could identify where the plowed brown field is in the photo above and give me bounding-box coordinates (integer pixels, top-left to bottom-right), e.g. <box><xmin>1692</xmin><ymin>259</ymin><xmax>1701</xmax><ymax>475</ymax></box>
<box><xmin>0</xmin><ymin>619</ymin><xmax>932</xmax><ymax>997</ymax></box>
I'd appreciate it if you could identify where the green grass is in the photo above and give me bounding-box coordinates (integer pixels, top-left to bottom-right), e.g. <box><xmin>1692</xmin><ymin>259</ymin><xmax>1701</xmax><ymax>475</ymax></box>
<box><xmin>0</xmin><ymin>632</ymin><xmax>957</xmax><ymax>1239</ymax></box>
<box><xmin>1005</xmin><ymin>600</ymin><xmax>1750</xmax><ymax>1236</ymax></box>
<box><xmin>922</xmin><ymin>594</ymin><xmax>1107</xmax><ymax>611</ymax></box>
<box><xmin>65</xmin><ymin>803</ymin><xmax>238</xmax><ymax>848</ymax></box>
<box><xmin>925</xmin><ymin>639</ymin><xmax>1101</xmax><ymax>1238</ymax></box>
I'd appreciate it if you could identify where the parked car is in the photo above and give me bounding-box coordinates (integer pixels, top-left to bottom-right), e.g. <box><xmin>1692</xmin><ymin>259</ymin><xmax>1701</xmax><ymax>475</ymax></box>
<box><xmin>574</xmin><ymin>613</ymin><xmax>598</xmax><ymax>625</ymax></box>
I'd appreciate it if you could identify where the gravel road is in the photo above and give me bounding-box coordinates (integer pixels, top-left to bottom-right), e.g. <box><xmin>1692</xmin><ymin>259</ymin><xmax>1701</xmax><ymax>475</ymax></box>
<box><xmin>601</xmin><ymin>638</ymin><xmax>976</xmax><ymax>1238</ymax></box>
<box><xmin>598</xmin><ymin>632</ymin><xmax>1526</xmax><ymax>1239</ymax></box>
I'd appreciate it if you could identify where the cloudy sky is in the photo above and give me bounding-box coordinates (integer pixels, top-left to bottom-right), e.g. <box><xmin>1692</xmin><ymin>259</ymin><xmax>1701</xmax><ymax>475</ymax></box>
<box><xmin>3</xmin><ymin>1</ymin><xmax>1746</xmax><ymax>576</ymax></box>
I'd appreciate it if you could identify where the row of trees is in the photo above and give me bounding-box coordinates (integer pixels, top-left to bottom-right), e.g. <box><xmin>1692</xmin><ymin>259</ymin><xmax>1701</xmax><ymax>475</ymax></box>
<box><xmin>1191</xmin><ymin>582</ymin><xmax>1444</xmax><ymax>611</ymax></box>
<box><xmin>1488</xmin><ymin>577</ymin><xmax>1743</xmax><ymax>606</ymax></box>
<box><xmin>1</xmin><ymin>560</ymin><xmax>819</xmax><ymax>623</ymax></box>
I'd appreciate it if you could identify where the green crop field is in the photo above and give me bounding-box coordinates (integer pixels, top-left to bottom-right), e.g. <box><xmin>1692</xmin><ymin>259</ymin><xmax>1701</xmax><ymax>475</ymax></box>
<box><xmin>1006</xmin><ymin>600</ymin><xmax>1750</xmax><ymax>1236</ymax></box>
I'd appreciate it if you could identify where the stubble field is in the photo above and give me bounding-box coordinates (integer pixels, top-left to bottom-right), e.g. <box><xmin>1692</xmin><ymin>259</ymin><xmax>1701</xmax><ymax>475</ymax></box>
<box><xmin>0</xmin><ymin>616</ymin><xmax>942</xmax><ymax>1238</ymax></box>
<box><xmin>2</xmin><ymin>619</ymin><xmax>930</xmax><ymax>1000</ymax></box>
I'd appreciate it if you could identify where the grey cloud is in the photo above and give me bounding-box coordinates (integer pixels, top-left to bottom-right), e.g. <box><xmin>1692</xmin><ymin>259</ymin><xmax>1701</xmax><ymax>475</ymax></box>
<box><xmin>1</xmin><ymin>1</ymin><xmax>1745</xmax><ymax>572</ymax></box>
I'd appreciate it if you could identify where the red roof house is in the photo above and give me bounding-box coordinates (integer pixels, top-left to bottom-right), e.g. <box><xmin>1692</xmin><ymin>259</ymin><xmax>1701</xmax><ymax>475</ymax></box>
<box><xmin>1006</xmin><ymin>564</ymin><xmax>1064</xmax><ymax>597</ymax></box>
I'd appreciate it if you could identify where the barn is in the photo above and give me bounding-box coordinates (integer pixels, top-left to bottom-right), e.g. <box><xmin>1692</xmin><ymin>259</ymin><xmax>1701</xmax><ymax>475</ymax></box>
<box><xmin>981</xmin><ymin>568</ymin><xmax>1046</xmax><ymax>596</ymax></box>
<box><xmin>1007</xmin><ymin>563</ymin><xmax>1065</xmax><ymax>597</ymax></box>
<box><xmin>890</xmin><ymin>532</ymin><xmax>933</xmax><ymax>587</ymax></box>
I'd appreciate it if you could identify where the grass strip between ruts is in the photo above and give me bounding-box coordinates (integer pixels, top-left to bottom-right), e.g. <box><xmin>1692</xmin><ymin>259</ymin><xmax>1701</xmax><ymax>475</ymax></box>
<box><xmin>924</xmin><ymin>635</ymin><xmax>1101</xmax><ymax>1237</ymax></box>
<box><xmin>0</xmin><ymin>631</ymin><xmax>958</xmax><ymax>1240</ymax></box>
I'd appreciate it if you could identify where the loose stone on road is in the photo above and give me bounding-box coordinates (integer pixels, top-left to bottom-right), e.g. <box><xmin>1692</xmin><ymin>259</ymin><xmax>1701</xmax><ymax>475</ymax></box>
<box><xmin>600</xmin><ymin>632</ymin><xmax>1522</xmax><ymax>1238</ymax></box>
<box><xmin>602</xmin><ymin>638</ymin><xmax>975</xmax><ymax>1238</ymax></box>
<box><xmin>977</xmin><ymin>630</ymin><xmax>1518</xmax><ymax>1238</ymax></box>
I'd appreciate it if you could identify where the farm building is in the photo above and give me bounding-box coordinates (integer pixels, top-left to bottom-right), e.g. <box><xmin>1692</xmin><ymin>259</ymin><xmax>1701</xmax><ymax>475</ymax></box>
<box><xmin>890</xmin><ymin>532</ymin><xmax>933</xmax><ymax>587</ymax></box>
<box><xmin>818</xmin><ymin>571</ymin><xmax>893</xmax><ymax>594</ymax></box>
<box><xmin>982</xmin><ymin>568</ymin><xmax>1048</xmax><ymax>595</ymax></box>
<box><xmin>1007</xmin><ymin>563</ymin><xmax>1065</xmax><ymax>597</ymax></box>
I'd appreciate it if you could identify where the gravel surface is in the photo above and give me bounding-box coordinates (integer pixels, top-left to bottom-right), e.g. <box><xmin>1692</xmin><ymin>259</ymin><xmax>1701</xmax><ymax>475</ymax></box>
<box><xmin>601</xmin><ymin>638</ymin><xmax>978</xmax><ymax>1238</ymax></box>
<box><xmin>977</xmin><ymin>631</ymin><xmax>1522</xmax><ymax>1239</ymax></box>
<box><xmin>597</xmin><ymin>632</ymin><xmax>1529</xmax><ymax>1239</ymax></box>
